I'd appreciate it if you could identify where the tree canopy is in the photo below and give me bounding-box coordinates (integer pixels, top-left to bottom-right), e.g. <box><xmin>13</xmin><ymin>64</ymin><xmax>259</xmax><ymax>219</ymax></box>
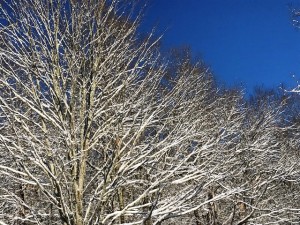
<box><xmin>0</xmin><ymin>1</ymin><xmax>300</xmax><ymax>225</ymax></box>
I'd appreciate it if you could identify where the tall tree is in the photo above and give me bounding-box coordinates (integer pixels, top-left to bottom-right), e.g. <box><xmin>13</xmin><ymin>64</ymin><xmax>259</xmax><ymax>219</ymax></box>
<box><xmin>2</xmin><ymin>1</ymin><xmax>299</xmax><ymax>225</ymax></box>
<box><xmin>0</xmin><ymin>1</ymin><xmax>241</xmax><ymax>224</ymax></box>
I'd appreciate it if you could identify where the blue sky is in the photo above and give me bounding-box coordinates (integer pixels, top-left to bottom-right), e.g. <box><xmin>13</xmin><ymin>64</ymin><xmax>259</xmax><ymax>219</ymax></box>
<box><xmin>142</xmin><ymin>0</ymin><xmax>300</xmax><ymax>94</ymax></box>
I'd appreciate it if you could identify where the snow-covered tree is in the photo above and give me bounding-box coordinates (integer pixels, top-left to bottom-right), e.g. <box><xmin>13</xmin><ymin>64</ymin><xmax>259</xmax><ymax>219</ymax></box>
<box><xmin>1</xmin><ymin>1</ymin><xmax>300</xmax><ymax>225</ymax></box>
<box><xmin>0</xmin><ymin>1</ymin><xmax>242</xmax><ymax>224</ymax></box>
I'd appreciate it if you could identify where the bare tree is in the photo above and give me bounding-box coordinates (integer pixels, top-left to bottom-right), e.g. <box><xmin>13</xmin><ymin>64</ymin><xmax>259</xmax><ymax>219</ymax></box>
<box><xmin>2</xmin><ymin>1</ymin><xmax>299</xmax><ymax>225</ymax></box>
<box><xmin>0</xmin><ymin>1</ymin><xmax>243</xmax><ymax>225</ymax></box>
<box><xmin>195</xmin><ymin>92</ymin><xmax>300</xmax><ymax>225</ymax></box>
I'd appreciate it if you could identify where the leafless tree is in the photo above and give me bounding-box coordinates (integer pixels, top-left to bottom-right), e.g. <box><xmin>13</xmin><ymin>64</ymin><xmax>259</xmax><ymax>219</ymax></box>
<box><xmin>0</xmin><ymin>1</ymin><xmax>243</xmax><ymax>224</ymax></box>
<box><xmin>1</xmin><ymin>1</ymin><xmax>300</xmax><ymax>225</ymax></box>
<box><xmin>191</xmin><ymin>92</ymin><xmax>300</xmax><ymax>225</ymax></box>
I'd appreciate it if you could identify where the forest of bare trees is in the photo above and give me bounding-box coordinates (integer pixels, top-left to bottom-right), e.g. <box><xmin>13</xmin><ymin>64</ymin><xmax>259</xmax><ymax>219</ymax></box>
<box><xmin>0</xmin><ymin>1</ymin><xmax>300</xmax><ymax>224</ymax></box>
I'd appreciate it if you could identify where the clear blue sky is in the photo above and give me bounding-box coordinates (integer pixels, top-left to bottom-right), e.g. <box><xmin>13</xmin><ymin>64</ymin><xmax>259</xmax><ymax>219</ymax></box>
<box><xmin>142</xmin><ymin>0</ymin><xmax>300</xmax><ymax>94</ymax></box>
